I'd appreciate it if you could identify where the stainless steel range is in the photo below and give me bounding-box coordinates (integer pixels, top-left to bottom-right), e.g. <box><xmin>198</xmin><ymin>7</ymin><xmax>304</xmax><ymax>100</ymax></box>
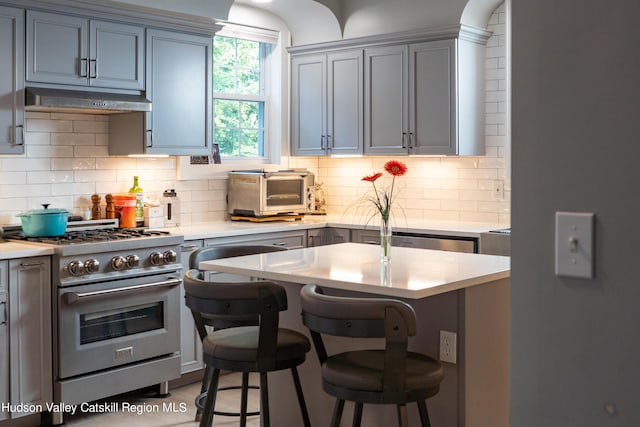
<box><xmin>6</xmin><ymin>220</ymin><xmax>183</xmax><ymax>425</ymax></box>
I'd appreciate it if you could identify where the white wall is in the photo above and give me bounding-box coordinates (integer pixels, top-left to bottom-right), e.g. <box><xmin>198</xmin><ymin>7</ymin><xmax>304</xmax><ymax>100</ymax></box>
<box><xmin>511</xmin><ymin>0</ymin><xmax>640</xmax><ymax>425</ymax></box>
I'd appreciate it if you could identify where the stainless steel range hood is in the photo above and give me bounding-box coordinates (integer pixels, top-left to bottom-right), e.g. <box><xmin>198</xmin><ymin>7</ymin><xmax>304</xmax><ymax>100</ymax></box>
<box><xmin>25</xmin><ymin>87</ymin><xmax>152</xmax><ymax>114</ymax></box>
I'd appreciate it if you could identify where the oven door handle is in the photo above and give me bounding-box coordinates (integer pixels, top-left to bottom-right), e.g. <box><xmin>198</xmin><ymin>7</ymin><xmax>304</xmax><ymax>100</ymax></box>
<box><xmin>64</xmin><ymin>278</ymin><xmax>181</xmax><ymax>305</ymax></box>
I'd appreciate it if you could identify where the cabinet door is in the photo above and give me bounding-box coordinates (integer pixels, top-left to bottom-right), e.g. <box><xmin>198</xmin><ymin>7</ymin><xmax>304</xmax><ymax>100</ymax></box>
<box><xmin>180</xmin><ymin>241</ymin><xmax>204</xmax><ymax>374</ymax></box>
<box><xmin>90</xmin><ymin>20</ymin><xmax>144</xmax><ymax>90</ymax></box>
<box><xmin>205</xmin><ymin>230</ymin><xmax>308</xmax><ymax>250</ymax></box>
<box><xmin>291</xmin><ymin>53</ymin><xmax>326</xmax><ymax>155</ymax></box>
<box><xmin>308</xmin><ymin>227</ymin><xmax>351</xmax><ymax>247</ymax></box>
<box><xmin>146</xmin><ymin>30</ymin><xmax>212</xmax><ymax>155</ymax></box>
<box><xmin>9</xmin><ymin>257</ymin><xmax>52</xmax><ymax>418</ymax></box>
<box><xmin>327</xmin><ymin>50</ymin><xmax>363</xmax><ymax>155</ymax></box>
<box><xmin>0</xmin><ymin>6</ymin><xmax>24</xmax><ymax>155</ymax></box>
<box><xmin>0</xmin><ymin>261</ymin><xmax>8</xmax><ymax>421</ymax></box>
<box><xmin>26</xmin><ymin>11</ymin><xmax>88</xmax><ymax>86</ymax></box>
<box><xmin>364</xmin><ymin>45</ymin><xmax>408</xmax><ymax>155</ymax></box>
<box><xmin>409</xmin><ymin>40</ymin><xmax>457</xmax><ymax>155</ymax></box>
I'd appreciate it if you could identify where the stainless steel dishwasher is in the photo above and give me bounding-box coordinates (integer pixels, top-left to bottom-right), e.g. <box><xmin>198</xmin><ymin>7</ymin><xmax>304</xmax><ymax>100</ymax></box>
<box><xmin>351</xmin><ymin>229</ymin><xmax>478</xmax><ymax>253</ymax></box>
<box><xmin>479</xmin><ymin>228</ymin><xmax>511</xmax><ymax>256</ymax></box>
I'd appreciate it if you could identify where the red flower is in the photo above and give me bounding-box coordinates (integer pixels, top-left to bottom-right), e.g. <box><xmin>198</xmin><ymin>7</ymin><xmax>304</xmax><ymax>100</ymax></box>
<box><xmin>362</xmin><ymin>172</ymin><xmax>383</xmax><ymax>182</ymax></box>
<box><xmin>384</xmin><ymin>160</ymin><xmax>408</xmax><ymax>177</ymax></box>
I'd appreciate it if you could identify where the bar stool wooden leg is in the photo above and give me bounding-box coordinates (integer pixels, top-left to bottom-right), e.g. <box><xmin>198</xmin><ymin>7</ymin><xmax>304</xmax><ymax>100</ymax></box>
<box><xmin>353</xmin><ymin>402</ymin><xmax>364</xmax><ymax>427</ymax></box>
<box><xmin>259</xmin><ymin>372</ymin><xmax>270</xmax><ymax>427</ymax></box>
<box><xmin>240</xmin><ymin>373</ymin><xmax>250</xmax><ymax>427</ymax></box>
<box><xmin>331</xmin><ymin>399</ymin><xmax>345</xmax><ymax>427</ymax></box>
<box><xmin>200</xmin><ymin>368</ymin><xmax>220</xmax><ymax>427</ymax></box>
<box><xmin>417</xmin><ymin>400</ymin><xmax>431</xmax><ymax>427</ymax></box>
<box><xmin>290</xmin><ymin>367</ymin><xmax>311</xmax><ymax>427</ymax></box>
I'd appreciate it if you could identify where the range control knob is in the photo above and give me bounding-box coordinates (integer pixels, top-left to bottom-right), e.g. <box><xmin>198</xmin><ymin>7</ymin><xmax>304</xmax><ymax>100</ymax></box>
<box><xmin>149</xmin><ymin>251</ymin><xmax>164</xmax><ymax>266</ymax></box>
<box><xmin>162</xmin><ymin>250</ymin><xmax>177</xmax><ymax>264</ymax></box>
<box><xmin>83</xmin><ymin>259</ymin><xmax>100</xmax><ymax>274</ymax></box>
<box><xmin>66</xmin><ymin>261</ymin><xmax>85</xmax><ymax>276</ymax></box>
<box><xmin>126</xmin><ymin>254</ymin><xmax>140</xmax><ymax>268</ymax></box>
<box><xmin>111</xmin><ymin>256</ymin><xmax>127</xmax><ymax>271</ymax></box>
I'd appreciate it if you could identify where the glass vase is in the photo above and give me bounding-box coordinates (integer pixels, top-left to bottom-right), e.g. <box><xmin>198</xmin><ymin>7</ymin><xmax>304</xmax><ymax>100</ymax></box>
<box><xmin>380</xmin><ymin>220</ymin><xmax>392</xmax><ymax>263</ymax></box>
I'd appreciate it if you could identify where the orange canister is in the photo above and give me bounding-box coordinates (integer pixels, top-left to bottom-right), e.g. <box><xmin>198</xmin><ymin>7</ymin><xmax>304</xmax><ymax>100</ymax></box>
<box><xmin>113</xmin><ymin>194</ymin><xmax>137</xmax><ymax>228</ymax></box>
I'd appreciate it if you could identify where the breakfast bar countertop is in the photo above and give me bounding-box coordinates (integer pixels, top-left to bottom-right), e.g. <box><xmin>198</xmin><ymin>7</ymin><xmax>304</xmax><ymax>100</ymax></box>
<box><xmin>199</xmin><ymin>242</ymin><xmax>510</xmax><ymax>299</ymax></box>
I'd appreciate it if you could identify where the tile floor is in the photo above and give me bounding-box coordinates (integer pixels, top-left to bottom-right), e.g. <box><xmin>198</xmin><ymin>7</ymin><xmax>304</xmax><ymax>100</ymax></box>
<box><xmin>63</xmin><ymin>373</ymin><xmax>261</xmax><ymax>426</ymax></box>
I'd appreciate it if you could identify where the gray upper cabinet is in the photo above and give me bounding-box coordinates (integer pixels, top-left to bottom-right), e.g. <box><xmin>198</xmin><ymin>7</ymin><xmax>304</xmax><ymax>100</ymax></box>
<box><xmin>0</xmin><ymin>6</ymin><xmax>24</xmax><ymax>155</ymax></box>
<box><xmin>26</xmin><ymin>10</ymin><xmax>144</xmax><ymax>90</ymax></box>
<box><xmin>363</xmin><ymin>45</ymin><xmax>408</xmax><ymax>155</ymax></box>
<box><xmin>142</xmin><ymin>29</ymin><xmax>212</xmax><ymax>155</ymax></box>
<box><xmin>291</xmin><ymin>49</ymin><xmax>363</xmax><ymax>156</ymax></box>
<box><xmin>365</xmin><ymin>38</ymin><xmax>485</xmax><ymax>156</ymax></box>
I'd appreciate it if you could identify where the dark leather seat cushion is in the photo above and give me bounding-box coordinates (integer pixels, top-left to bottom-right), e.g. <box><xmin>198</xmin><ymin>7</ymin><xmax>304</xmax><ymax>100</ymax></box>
<box><xmin>322</xmin><ymin>350</ymin><xmax>444</xmax><ymax>392</ymax></box>
<box><xmin>204</xmin><ymin>326</ymin><xmax>311</xmax><ymax>363</ymax></box>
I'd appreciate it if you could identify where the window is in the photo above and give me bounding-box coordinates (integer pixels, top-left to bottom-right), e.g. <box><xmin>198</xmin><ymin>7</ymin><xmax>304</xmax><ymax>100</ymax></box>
<box><xmin>213</xmin><ymin>32</ymin><xmax>273</xmax><ymax>158</ymax></box>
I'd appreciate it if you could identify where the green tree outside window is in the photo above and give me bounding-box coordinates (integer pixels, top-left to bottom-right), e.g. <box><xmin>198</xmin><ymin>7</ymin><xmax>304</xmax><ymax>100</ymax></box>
<box><xmin>213</xmin><ymin>35</ymin><xmax>267</xmax><ymax>157</ymax></box>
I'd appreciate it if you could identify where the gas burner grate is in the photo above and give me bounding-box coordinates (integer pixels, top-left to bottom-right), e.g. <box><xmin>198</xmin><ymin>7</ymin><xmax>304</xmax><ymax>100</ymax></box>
<box><xmin>5</xmin><ymin>227</ymin><xmax>171</xmax><ymax>245</ymax></box>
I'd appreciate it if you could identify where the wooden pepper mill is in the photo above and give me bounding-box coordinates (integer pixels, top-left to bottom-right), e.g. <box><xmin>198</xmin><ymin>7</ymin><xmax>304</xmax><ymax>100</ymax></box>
<box><xmin>105</xmin><ymin>194</ymin><xmax>115</xmax><ymax>219</ymax></box>
<box><xmin>91</xmin><ymin>194</ymin><xmax>101</xmax><ymax>220</ymax></box>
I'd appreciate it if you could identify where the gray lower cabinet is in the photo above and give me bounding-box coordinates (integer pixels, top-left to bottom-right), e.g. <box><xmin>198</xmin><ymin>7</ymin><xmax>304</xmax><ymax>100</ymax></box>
<box><xmin>204</xmin><ymin>230</ymin><xmax>308</xmax><ymax>250</ymax></box>
<box><xmin>307</xmin><ymin>227</ymin><xmax>350</xmax><ymax>247</ymax></box>
<box><xmin>179</xmin><ymin>240</ymin><xmax>204</xmax><ymax>374</ymax></box>
<box><xmin>0</xmin><ymin>6</ymin><xmax>24</xmax><ymax>155</ymax></box>
<box><xmin>0</xmin><ymin>257</ymin><xmax>52</xmax><ymax>420</ymax></box>
<box><xmin>291</xmin><ymin>50</ymin><xmax>363</xmax><ymax>156</ymax></box>
<box><xmin>26</xmin><ymin>10</ymin><xmax>144</xmax><ymax>90</ymax></box>
<box><xmin>0</xmin><ymin>261</ymin><xmax>8</xmax><ymax>422</ymax></box>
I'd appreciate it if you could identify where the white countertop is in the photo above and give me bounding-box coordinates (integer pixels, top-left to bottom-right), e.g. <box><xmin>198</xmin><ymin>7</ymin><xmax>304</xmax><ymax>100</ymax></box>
<box><xmin>199</xmin><ymin>242</ymin><xmax>510</xmax><ymax>299</ymax></box>
<box><xmin>0</xmin><ymin>216</ymin><xmax>508</xmax><ymax>260</ymax></box>
<box><xmin>0</xmin><ymin>241</ymin><xmax>55</xmax><ymax>260</ymax></box>
<box><xmin>169</xmin><ymin>215</ymin><xmax>508</xmax><ymax>241</ymax></box>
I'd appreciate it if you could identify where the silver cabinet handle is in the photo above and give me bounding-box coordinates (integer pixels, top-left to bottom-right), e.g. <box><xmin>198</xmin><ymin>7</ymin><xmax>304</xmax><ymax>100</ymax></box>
<box><xmin>408</xmin><ymin>132</ymin><xmax>414</xmax><ymax>149</ymax></box>
<box><xmin>272</xmin><ymin>242</ymin><xmax>288</xmax><ymax>247</ymax></box>
<box><xmin>89</xmin><ymin>59</ymin><xmax>97</xmax><ymax>79</ymax></box>
<box><xmin>401</xmin><ymin>132</ymin><xmax>407</xmax><ymax>148</ymax></box>
<box><xmin>0</xmin><ymin>294</ymin><xmax>7</xmax><ymax>325</ymax></box>
<box><xmin>145</xmin><ymin>130</ymin><xmax>153</xmax><ymax>148</ymax></box>
<box><xmin>320</xmin><ymin>135</ymin><xmax>325</xmax><ymax>150</ymax></box>
<box><xmin>20</xmin><ymin>261</ymin><xmax>45</xmax><ymax>268</ymax></box>
<box><xmin>15</xmin><ymin>125</ymin><xmax>24</xmax><ymax>145</ymax></box>
<box><xmin>181</xmin><ymin>244</ymin><xmax>200</xmax><ymax>251</ymax></box>
<box><xmin>79</xmin><ymin>58</ymin><xmax>88</xmax><ymax>77</ymax></box>
<box><xmin>65</xmin><ymin>278</ymin><xmax>181</xmax><ymax>304</ymax></box>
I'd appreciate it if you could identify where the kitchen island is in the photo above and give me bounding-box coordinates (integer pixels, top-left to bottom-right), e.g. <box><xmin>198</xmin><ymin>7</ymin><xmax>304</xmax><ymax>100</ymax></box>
<box><xmin>200</xmin><ymin>243</ymin><xmax>510</xmax><ymax>427</ymax></box>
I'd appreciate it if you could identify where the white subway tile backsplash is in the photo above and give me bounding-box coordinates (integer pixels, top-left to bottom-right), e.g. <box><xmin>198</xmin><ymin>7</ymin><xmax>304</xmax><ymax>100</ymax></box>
<box><xmin>27</xmin><ymin>171</ymin><xmax>73</xmax><ymax>184</ymax></box>
<box><xmin>27</xmin><ymin>145</ymin><xmax>74</xmax><ymax>158</ymax></box>
<box><xmin>52</xmin><ymin>133</ymin><xmax>95</xmax><ymax>146</ymax></box>
<box><xmin>51</xmin><ymin>158</ymin><xmax>96</xmax><ymax>170</ymax></box>
<box><xmin>26</xmin><ymin>119</ymin><xmax>73</xmax><ymax>133</ymax></box>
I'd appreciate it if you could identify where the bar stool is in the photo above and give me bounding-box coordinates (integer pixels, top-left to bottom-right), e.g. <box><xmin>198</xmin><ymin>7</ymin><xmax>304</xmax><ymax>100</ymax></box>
<box><xmin>300</xmin><ymin>284</ymin><xmax>445</xmax><ymax>427</ymax></box>
<box><xmin>188</xmin><ymin>245</ymin><xmax>288</xmax><ymax>421</ymax></box>
<box><xmin>184</xmin><ymin>268</ymin><xmax>311</xmax><ymax>427</ymax></box>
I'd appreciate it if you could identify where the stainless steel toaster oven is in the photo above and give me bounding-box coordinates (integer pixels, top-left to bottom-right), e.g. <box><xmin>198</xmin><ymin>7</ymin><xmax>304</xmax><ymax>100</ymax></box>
<box><xmin>227</xmin><ymin>169</ymin><xmax>314</xmax><ymax>217</ymax></box>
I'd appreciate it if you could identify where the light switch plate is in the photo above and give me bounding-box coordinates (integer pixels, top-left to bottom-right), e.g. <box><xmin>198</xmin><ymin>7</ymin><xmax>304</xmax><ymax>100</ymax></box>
<box><xmin>555</xmin><ymin>212</ymin><xmax>595</xmax><ymax>278</ymax></box>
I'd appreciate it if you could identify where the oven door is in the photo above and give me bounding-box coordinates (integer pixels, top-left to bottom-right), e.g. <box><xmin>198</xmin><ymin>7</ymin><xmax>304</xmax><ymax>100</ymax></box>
<box><xmin>57</xmin><ymin>273</ymin><xmax>181</xmax><ymax>379</ymax></box>
<box><xmin>262</xmin><ymin>175</ymin><xmax>307</xmax><ymax>214</ymax></box>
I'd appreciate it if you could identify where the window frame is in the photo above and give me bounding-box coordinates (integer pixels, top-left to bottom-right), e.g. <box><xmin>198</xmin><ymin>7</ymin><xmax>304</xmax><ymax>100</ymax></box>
<box><xmin>213</xmin><ymin>25</ymin><xmax>277</xmax><ymax>163</ymax></box>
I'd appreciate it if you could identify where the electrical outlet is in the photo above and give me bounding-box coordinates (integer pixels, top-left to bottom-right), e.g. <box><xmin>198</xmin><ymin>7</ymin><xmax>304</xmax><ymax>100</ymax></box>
<box><xmin>493</xmin><ymin>180</ymin><xmax>504</xmax><ymax>201</ymax></box>
<box><xmin>439</xmin><ymin>330</ymin><xmax>457</xmax><ymax>364</ymax></box>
